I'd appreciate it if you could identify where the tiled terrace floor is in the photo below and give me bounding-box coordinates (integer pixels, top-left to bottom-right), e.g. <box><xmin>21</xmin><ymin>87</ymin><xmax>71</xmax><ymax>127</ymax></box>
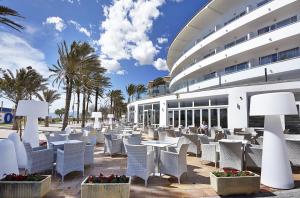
<box><xmin>45</xmin><ymin>144</ymin><xmax>300</xmax><ymax>198</ymax></box>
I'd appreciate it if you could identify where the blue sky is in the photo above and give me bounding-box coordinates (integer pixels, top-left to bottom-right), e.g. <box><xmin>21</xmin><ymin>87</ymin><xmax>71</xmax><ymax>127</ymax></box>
<box><xmin>0</xmin><ymin>0</ymin><xmax>208</xmax><ymax>111</ymax></box>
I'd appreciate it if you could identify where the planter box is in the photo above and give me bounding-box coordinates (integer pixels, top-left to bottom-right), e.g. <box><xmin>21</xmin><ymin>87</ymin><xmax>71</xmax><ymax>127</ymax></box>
<box><xmin>0</xmin><ymin>175</ymin><xmax>51</xmax><ymax>198</ymax></box>
<box><xmin>210</xmin><ymin>172</ymin><xmax>260</xmax><ymax>196</ymax></box>
<box><xmin>81</xmin><ymin>177</ymin><xmax>131</xmax><ymax>198</ymax></box>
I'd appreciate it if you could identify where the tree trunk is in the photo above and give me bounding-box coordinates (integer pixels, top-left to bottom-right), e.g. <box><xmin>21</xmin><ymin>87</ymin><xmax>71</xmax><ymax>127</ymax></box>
<box><xmin>81</xmin><ymin>90</ymin><xmax>86</xmax><ymax>128</ymax></box>
<box><xmin>76</xmin><ymin>89</ymin><xmax>80</xmax><ymax>124</ymax></box>
<box><xmin>62</xmin><ymin>80</ymin><xmax>72</xmax><ymax>130</ymax></box>
<box><xmin>94</xmin><ymin>89</ymin><xmax>98</xmax><ymax>112</ymax></box>
<box><xmin>12</xmin><ymin>104</ymin><xmax>18</xmax><ymax>130</ymax></box>
<box><xmin>85</xmin><ymin>93</ymin><xmax>90</xmax><ymax>123</ymax></box>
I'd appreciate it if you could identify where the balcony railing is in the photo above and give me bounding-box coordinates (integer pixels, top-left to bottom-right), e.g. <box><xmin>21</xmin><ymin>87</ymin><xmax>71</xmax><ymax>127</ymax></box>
<box><xmin>172</xmin><ymin>49</ymin><xmax>300</xmax><ymax>92</ymax></box>
<box><xmin>172</xmin><ymin>0</ymin><xmax>274</xmax><ymax>68</ymax></box>
<box><xmin>172</xmin><ymin>15</ymin><xmax>299</xmax><ymax>79</ymax></box>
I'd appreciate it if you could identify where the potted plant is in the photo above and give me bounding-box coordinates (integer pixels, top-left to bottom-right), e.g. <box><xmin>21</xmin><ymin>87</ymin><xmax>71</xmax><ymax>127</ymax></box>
<box><xmin>81</xmin><ymin>173</ymin><xmax>130</xmax><ymax>198</ymax></box>
<box><xmin>0</xmin><ymin>174</ymin><xmax>51</xmax><ymax>198</ymax></box>
<box><xmin>210</xmin><ymin>168</ymin><xmax>260</xmax><ymax>196</ymax></box>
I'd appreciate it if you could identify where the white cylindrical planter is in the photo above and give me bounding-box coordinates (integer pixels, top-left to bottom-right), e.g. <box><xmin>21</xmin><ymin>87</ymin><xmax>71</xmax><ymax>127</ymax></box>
<box><xmin>23</xmin><ymin>116</ymin><xmax>39</xmax><ymax>147</ymax></box>
<box><xmin>0</xmin><ymin>139</ymin><xmax>19</xmax><ymax>179</ymax></box>
<box><xmin>261</xmin><ymin>115</ymin><xmax>294</xmax><ymax>189</ymax></box>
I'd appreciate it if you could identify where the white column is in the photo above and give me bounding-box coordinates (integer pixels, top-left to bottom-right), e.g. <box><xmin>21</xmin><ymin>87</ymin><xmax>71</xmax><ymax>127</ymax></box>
<box><xmin>134</xmin><ymin>104</ymin><xmax>138</xmax><ymax>124</ymax></box>
<box><xmin>159</xmin><ymin>100</ymin><xmax>167</xmax><ymax>127</ymax></box>
<box><xmin>228</xmin><ymin>91</ymin><xmax>248</xmax><ymax>129</ymax></box>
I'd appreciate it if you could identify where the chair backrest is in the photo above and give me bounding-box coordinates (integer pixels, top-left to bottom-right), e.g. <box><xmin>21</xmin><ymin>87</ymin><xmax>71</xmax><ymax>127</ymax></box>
<box><xmin>245</xmin><ymin>144</ymin><xmax>262</xmax><ymax>168</ymax></box>
<box><xmin>227</xmin><ymin>135</ymin><xmax>244</xmax><ymax>140</ymax></box>
<box><xmin>219</xmin><ymin>140</ymin><xmax>243</xmax><ymax>170</ymax></box>
<box><xmin>166</xmin><ymin>129</ymin><xmax>176</xmax><ymax>137</ymax></box>
<box><xmin>127</xmin><ymin>134</ymin><xmax>142</xmax><ymax>145</ymax></box>
<box><xmin>69</xmin><ymin>133</ymin><xmax>83</xmax><ymax>141</ymax></box>
<box><xmin>23</xmin><ymin>142</ymin><xmax>33</xmax><ymax>164</ymax></box>
<box><xmin>46</xmin><ymin>133</ymin><xmax>65</xmax><ymax>143</ymax></box>
<box><xmin>8</xmin><ymin>133</ymin><xmax>27</xmax><ymax>168</ymax></box>
<box><xmin>178</xmin><ymin>143</ymin><xmax>189</xmax><ymax>157</ymax></box>
<box><xmin>63</xmin><ymin>142</ymin><xmax>85</xmax><ymax>162</ymax></box>
<box><xmin>158</xmin><ymin>131</ymin><xmax>167</xmax><ymax>141</ymax></box>
<box><xmin>125</xmin><ymin>144</ymin><xmax>148</xmax><ymax>167</ymax></box>
<box><xmin>286</xmin><ymin>139</ymin><xmax>300</xmax><ymax>166</ymax></box>
<box><xmin>199</xmin><ymin>134</ymin><xmax>209</xmax><ymax>144</ymax></box>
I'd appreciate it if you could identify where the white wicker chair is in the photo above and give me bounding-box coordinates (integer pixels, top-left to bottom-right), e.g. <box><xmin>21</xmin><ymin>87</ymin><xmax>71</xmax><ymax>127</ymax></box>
<box><xmin>23</xmin><ymin>142</ymin><xmax>54</xmax><ymax>174</ymax></box>
<box><xmin>286</xmin><ymin>139</ymin><xmax>300</xmax><ymax>167</ymax></box>
<box><xmin>84</xmin><ymin>144</ymin><xmax>94</xmax><ymax>166</ymax></box>
<box><xmin>160</xmin><ymin>143</ymin><xmax>189</xmax><ymax>184</ymax></box>
<box><xmin>245</xmin><ymin>144</ymin><xmax>262</xmax><ymax>168</ymax></box>
<box><xmin>125</xmin><ymin>144</ymin><xmax>155</xmax><ymax>186</ymax></box>
<box><xmin>56</xmin><ymin>142</ymin><xmax>85</xmax><ymax>182</ymax></box>
<box><xmin>219</xmin><ymin>140</ymin><xmax>243</xmax><ymax>170</ymax></box>
<box><xmin>199</xmin><ymin>134</ymin><xmax>218</xmax><ymax>167</ymax></box>
<box><xmin>8</xmin><ymin>133</ymin><xmax>27</xmax><ymax>169</ymax></box>
<box><xmin>182</xmin><ymin>134</ymin><xmax>201</xmax><ymax>156</ymax></box>
<box><xmin>69</xmin><ymin>132</ymin><xmax>83</xmax><ymax>141</ymax></box>
<box><xmin>104</xmin><ymin>134</ymin><xmax>123</xmax><ymax>156</ymax></box>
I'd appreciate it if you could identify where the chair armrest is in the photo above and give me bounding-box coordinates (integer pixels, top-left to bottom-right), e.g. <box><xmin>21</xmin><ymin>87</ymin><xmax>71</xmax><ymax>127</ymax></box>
<box><xmin>32</xmin><ymin>148</ymin><xmax>54</xmax><ymax>162</ymax></box>
<box><xmin>33</xmin><ymin>146</ymin><xmax>47</xmax><ymax>151</ymax></box>
<box><xmin>161</xmin><ymin>150</ymin><xmax>179</xmax><ymax>158</ymax></box>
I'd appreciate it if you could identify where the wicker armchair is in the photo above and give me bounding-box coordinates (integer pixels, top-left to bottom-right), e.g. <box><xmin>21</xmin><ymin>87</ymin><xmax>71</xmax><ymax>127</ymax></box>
<box><xmin>286</xmin><ymin>139</ymin><xmax>300</xmax><ymax>167</ymax></box>
<box><xmin>199</xmin><ymin>135</ymin><xmax>218</xmax><ymax>167</ymax></box>
<box><xmin>125</xmin><ymin>144</ymin><xmax>155</xmax><ymax>186</ymax></box>
<box><xmin>104</xmin><ymin>134</ymin><xmax>123</xmax><ymax>156</ymax></box>
<box><xmin>23</xmin><ymin>142</ymin><xmax>54</xmax><ymax>174</ymax></box>
<box><xmin>45</xmin><ymin>133</ymin><xmax>65</xmax><ymax>148</ymax></box>
<box><xmin>160</xmin><ymin>144</ymin><xmax>189</xmax><ymax>184</ymax></box>
<box><xmin>127</xmin><ymin>134</ymin><xmax>142</xmax><ymax>145</ymax></box>
<box><xmin>84</xmin><ymin>144</ymin><xmax>94</xmax><ymax>166</ymax></box>
<box><xmin>219</xmin><ymin>140</ymin><xmax>243</xmax><ymax>171</ymax></box>
<box><xmin>69</xmin><ymin>132</ymin><xmax>83</xmax><ymax>141</ymax></box>
<box><xmin>182</xmin><ymin>134</ymin><xmax>201</xmax><ymax>156</ymax></box>
<box><xmin>56</xmin><ymin>142</ymin><xmax>85</xmax><ymax>182</ymax></box>
<box><xmin>245</xmin><ymin>144</ymin><xmax>262</xmax><ymax>168</ymax></box>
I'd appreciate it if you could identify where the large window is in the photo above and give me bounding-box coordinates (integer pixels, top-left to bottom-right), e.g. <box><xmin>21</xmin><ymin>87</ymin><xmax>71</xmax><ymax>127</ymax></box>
<box><xmin>187</xmin><ymin>110</ymin><xmax>193</xmax><ymax>126</ymax></box>
<box><xmin>257</xmin><ymin>15</ymin><xmax>297</xmax><ymax>35</ymax></box>
<box><xmin>194</xmin><ymin>99</ymin><xmax>209</xmax><ymax>107</ymax></box>
<box><xmin>211</xmin><ymin>109</ymin><xmax>218</xmax><ymax>127</ymax></box>
<box><xmin>180</xmin><ymin>110</ymin><xmax>185</xmax><ymax>126</ymax></box>
<box><xmin>168</xmin><ymin>111</ymin><xmax>173</xmax><ymax>126</ymax></box>
<box><xmin>220</xmin><ymin>109</ymin><xmax>228</xmax><ymax>128</ymax></box>
<box><xmin>259</xmin><ymin>53</ymin><xmax>277</xmax><ymax>65</ymax></box>
<box><xmin>153</xmin><ymin>104</ymin><xmax>160</xmax><ymax>125</ymax></box>
<box><xmin>174</xmin><ymin>111</ymin><xmax>179</xmax><ymax>127</ymax></box>
<box><xmin>168</xmin><ymin>102</ymin><xmax>178</xmax><ymax>108</ymax></box>
<box><xmin>194</xmin><ymin>110</ymin><xmax>200</xmax><ymax>127</ymax></box>
<box><xmin>202</xmin><ymin>109</ymin><xmax>208</xmax><ymax>125</ymax></box>
<box><xmin>138</xmin><ymin>106</ymin><xmax>143</xmax><ymax>124</ymax></box>
<box><xmin>278</xmin><ymin>47</ymin><xmax>299</xmax><ymax>61</ymax></box>
<box><xmin>180</xmin><ymin>101</ymin><xmax>193</xmax><ymax>107</ymax></box>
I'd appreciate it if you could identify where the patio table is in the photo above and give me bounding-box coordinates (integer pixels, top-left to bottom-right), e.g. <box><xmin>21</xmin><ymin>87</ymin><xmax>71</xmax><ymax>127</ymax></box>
<box><xmin>50</xmin><ymin>140</ymin><xmax>83</xmax><ymax>161</ymax></box>
<box><xmin>141</xmin><ymin>140</ymin><xmax>176</xmax><ymax>175</ymax></box>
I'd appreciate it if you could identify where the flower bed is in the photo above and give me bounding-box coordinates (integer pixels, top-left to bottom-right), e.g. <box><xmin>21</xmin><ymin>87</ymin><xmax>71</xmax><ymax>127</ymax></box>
<box><xmin>81</xmin><ymin>174</ymin><xmax>130</xmax><ymax>198</ymax></box>
<box><xmin>0</xmin><ymin>174</ymin><xmax>51</xmax><ymax>198</ymax></box>
<box><xmin>210</xmin><ymin>169</ymin><xmax>260</xmax><ymax>196</ymax></box>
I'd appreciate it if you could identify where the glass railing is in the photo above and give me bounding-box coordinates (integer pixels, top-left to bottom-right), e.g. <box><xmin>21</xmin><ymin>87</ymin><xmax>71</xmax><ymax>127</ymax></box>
<box><xmin>171</xmin><ymin>0</ymin><xmax>274</xmax><ymax>67</ymax></box>
<box><xmin>172</xmin><ymin>17</ymin><xmax>299</xmax><ymax>78</ymax></box>
<box><xmin>172</xmin><ymin>51</ymin><xmax>300</xmax><ymax>92</ymax></box>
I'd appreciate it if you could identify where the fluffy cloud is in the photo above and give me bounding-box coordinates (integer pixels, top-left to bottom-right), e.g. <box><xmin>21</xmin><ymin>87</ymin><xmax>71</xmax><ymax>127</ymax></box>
<box><xmin>0</xmin><ymin>32</ymin><xmax>49</xmax><ymax>76</ymax></box>
<box><xmin>69</xmin><ymin>20</ymin><xmax>91</xmax><ymax>37</ymax></box>
<box><xmin>153</xmin><ymin>58</ymin><xmax>169</xmax><ymax>71</ymax></box>
<box><xmin>101</xmin><ymin>58</ymin><xmax>126</xmax><ymax>75</ymax></box>
<box><xmin>43</xmin><ymin>16</ymin><xmax>65</xmax><ymax>32</ymax></box>
<box><xmin>157</xmin><ymin>37</ymin><xmax>168</xmax><ymax>44</ymax></box>
<box><xmin>98</xmin><ymin>0</ymin><xmax>166</xmax><ymax>73</ymax></box>
<box><xmin>62</xmin><ymin>0</ymin><xmax>80</xmax><ymax>4</ymax></box>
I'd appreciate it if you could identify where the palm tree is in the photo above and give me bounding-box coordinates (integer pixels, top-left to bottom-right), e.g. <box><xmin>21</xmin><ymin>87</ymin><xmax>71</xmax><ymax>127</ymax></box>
<box><xmin>36</xmin><ymin>89</ymin><xmax>60</xmax><ymax>127</ymax></box>
<box><xmin>107</xmin><ymin>90</ymin><xmax>125</xmax><ymax>118</ymax></box>
<box><xmin>0</xmin><ymin>5</ymin><xmax>24</xmax><ymax>31</ymax></box>
<box><xmin>94</xmin><ymin>75</ymin><xmax>110</xmax><ymax>112</ymax></box>
<box><xmin>50</xmin><ymin>41</ymin><xmax>81</xmax><ymax>130</ymax></box>
<box><xmin>125</xmin><ymin>84</ymin><xmax>136</xmax><ymax>102</ymax></box>
<box><xmin>0</xmin><ymin>67</ymin><xmax>45</xmax><ymax>130</ymax></box>
<box><xmin>136</xmin><ymin>84</ymin><xmax>146</xmax><ymax>99</ymax></box>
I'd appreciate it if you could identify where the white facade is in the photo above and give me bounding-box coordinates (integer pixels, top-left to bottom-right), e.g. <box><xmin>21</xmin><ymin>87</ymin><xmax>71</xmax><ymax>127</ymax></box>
<box><xmin>128</xmin><ymin>0</ymin><xmax>300</xmax><ymax>132</ymax></box>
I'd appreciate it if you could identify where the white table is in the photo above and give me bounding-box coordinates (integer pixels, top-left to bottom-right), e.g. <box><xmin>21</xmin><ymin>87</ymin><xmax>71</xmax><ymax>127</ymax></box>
<box><xmin>50</xmin><ymin>139</ymin><xmax>82</xmax><ymax>147</ymax></box>
<box><xmin>141</xmin><ymin>140</ymin><xmax>176</xmax><ymax>174</ymax></box>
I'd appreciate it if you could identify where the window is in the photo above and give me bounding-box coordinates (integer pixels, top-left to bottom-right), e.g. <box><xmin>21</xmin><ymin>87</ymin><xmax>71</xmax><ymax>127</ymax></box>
<box><xmin>168</xmin><ymin>111</ymin><xmax>173</xmax><ymax>126</ymax></box>
<box><xmin>278</xmin><ymin>47</ymin><xmax>299</xmax><ymax>61</ymax></box>
<box><xmin>236</xmin><ymin>62</ymin><xmax>248</xmax><ymax>71</ymax></box>
<box><xmin>211</xmin><ymin>109</ymin><xmax>218</xmax><ymax>127</ymax></box>
<box><xmin>258</xmin><ymin>26</ymin><xmax>269</xmax><ymax>35</ymax></box>
<box><xmin>258</xmin><ymin>15</ymin><xmax>297</xmax><ymax>35</ymax></box>
<box><xmin>225</xmin><ymin>65</ymin><xmax>236</xmax><ymax>74</ymax></box>
<box><xmin>138</xmin><ymin>106</ymin><xmax>143</xmax><ymax>124</ymax></box>
<box><xmin>235</xmin><ymin>36</ymin><xmax>247</xmax><ymax>45</ymax></box>
<box><xmin>202</xmin><ymin>109</ymin><xmax>208</xmax><ymax>125</ymax></box>
<box><xmin>203</xmin><ymin>51</ymin><xmax>215</xmax><ymax>59</ymax></box>
<box><xmin>224</xmin><ymin>41</ymin><xmax>235</xmax><ymax>49</ymax></box>
<box><xmin>210</xmin><ymin>98</ymin><xmax>228</xmax><ymax>106</ymax></box>
<box><xmin>259</xmin><ymin>53</ymin><xmax>277</xmax><ymax>65</ymax></box>
<box><xmin>194</xmin><ymin>110</ymin><xmax>200</xmax><ymax>127</ymax></box>
<box><xmin>220</xmin><ymin>109</ymin><xmax>228</xmax><ymax>128</ymax></box>
<box><xmin>168</xmin><ymin>102</ymin><xmax>178</xmax><ymax>108</ymax></box>
<box><xmin>194</xmin><ymin>99</ymin><xmax>209</xmax><ymax>107</ymax></box>
<box><xmin>204</xmin><ymin>72</ymin><xmax>216</xmax><ymax>80</ymax></box>
<box><xmin>180</xmin><ymin>110</ymin><xmax>185</xmax><ymax>127</ymax></box>
<box><xmin>180</xmin><ymin>101</ymin><xmax>193</xmax><ymax>107</ymax></box>
<box><xmin>187</xmin><ymin>110</ymin><xmax>193</xmax><ymax>126</ymax></box>
<box><xmin>257</xmin><ymin>0</ymin><xmax>271</xmax><ymax>7</ymax></box>
<box><xmin>174</xmin><ymin>111</ymin><xmax>179</xmax><ymax>127</ymax></box>
<box><xmin>144</xmin><ymin>105</ymin><xmax>152</xmax><ymax>110</ymax></box>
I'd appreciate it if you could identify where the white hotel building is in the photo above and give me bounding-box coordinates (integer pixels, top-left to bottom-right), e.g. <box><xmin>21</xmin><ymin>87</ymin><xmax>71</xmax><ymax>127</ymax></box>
<box><xmin>127</xmin><ymin>0</ymin><xmax>300</xmax><ymax>133</ymax></box>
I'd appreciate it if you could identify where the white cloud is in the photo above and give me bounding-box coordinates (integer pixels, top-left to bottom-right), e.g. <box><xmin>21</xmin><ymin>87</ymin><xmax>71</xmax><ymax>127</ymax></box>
<box><xmin>98</xmin><ymin>0</ymin><xmax>165</xmax><ymax>72</ymax></box>
<box><xmin>69</xmin><ymin>20</ymin><xmax>91</xmax><ymax>37</ymax></box>
<box><xmin>62</xmin><ymin>0</ymin><xmax>80</xmax><ymax>4</ymax></box>
<box><xmin>0</xmin><ymin>31</ymin><xmax>49</xmax><ymax>76</ymax></box>
<box><xmin>43</xmin><ymin>16</ymin><xmax>65</xmax><ymax>32</ymax></box>
<box><xmin>153</xmin><ymin>58</ymin><xmax>169</xmax><ymax>71</ymax></box>
<box><xmin>101</xmin><ymin>58</ymin><xmax>126</xmax><ymax>75</ymax></box>
<box><xmin>157</xmin><ymin>37</ymin><xmax>168</xmax><ymax>44</ymax></box>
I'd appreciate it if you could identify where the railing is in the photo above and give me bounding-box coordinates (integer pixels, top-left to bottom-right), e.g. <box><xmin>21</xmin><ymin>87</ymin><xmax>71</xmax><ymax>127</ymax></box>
<box><xmin>172</xmin><ymin>16</ymin><xmax>299</xmax><ymax>80</ymax></box>
<box><xmin>172</xmin><ymin>52</ymin><xmax>300</xmax><ymax>92</ymax></box>
<box><xmin>171</xmin><ymin>0</ymin><xmax>274</xmax><ymax>68</ymax></box>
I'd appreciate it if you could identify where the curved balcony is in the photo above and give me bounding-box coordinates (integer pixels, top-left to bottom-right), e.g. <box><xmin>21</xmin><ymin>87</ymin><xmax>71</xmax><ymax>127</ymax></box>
<box><xmin>169</xmin><ymin>0</ymin><xmax>297</xmax><ymax>76</ymax></box>
<box><xmin>170</xmin><ymin>20</ymin><xmax>300</xmax><ymax>89</ymax></box>
<box><xmin>173</xmin><ymin>56</ymin><xmax>300</xmax><ymax>93</ymax></box>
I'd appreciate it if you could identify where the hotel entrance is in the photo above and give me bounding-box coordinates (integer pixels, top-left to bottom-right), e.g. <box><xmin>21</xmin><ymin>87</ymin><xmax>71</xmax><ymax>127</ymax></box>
<box><xmin>138</xmin><ymin>103</ymin><xmax>160</xmax><ymax>127</ymax></box>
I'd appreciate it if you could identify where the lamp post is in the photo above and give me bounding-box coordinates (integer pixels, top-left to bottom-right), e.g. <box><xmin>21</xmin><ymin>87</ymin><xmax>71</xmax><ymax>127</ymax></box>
<box><xmin>16</xmin><ymin>100</ymin><xmax>48</xmax><ymax>147</ymax></box>
<box><xmin>91</xmin><ymin>112</ymin><xmax>102</xmax><ymax>130</ymax></box>
<box><xmin>250</xmin><ymin>92</ymin><xmax>297</xmax><ymax>189</ymax></box>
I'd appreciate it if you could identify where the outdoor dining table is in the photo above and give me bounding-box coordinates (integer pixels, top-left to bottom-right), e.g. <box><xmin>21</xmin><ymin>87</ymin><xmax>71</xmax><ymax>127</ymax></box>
<box><xmin>141</xmin><ymin>140</ymin><xmax>177</xmax><ymax>175</ymax></box>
